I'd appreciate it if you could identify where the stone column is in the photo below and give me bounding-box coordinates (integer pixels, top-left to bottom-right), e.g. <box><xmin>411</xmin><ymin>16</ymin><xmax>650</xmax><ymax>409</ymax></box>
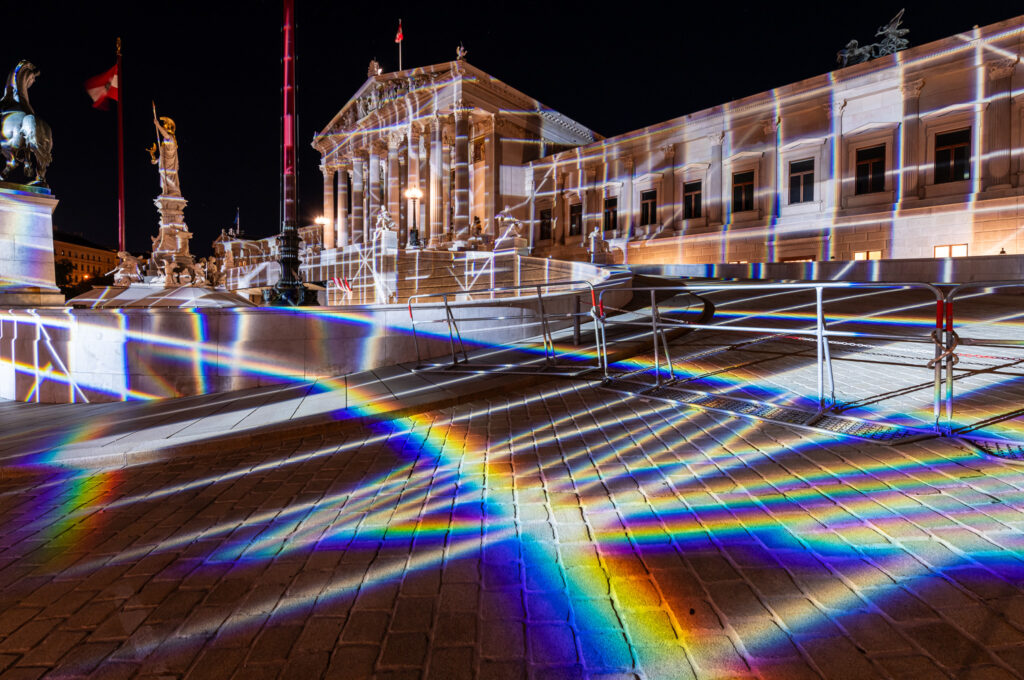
<box><xmin>585</xmin><ymin>168</ymin><xmax>597</xmax><ymax>237</ymax></box>
<box><xmin>417</xmin><ymin>127</ymin><xmax>429</xmax><ymax>241</ymax></box>
<box><xmin>486</xmin><ymin>115</ymin><xmax>502</xmax><ymax>234</ymax></box>
<box><xmin>453</xmin><ymin>106</ymin><xmax>471</xmax><ymax>235</ymax></box>
<box><xmin>368</xmin><ymin>142</ymin><xmax>382</xmax><ymax>228</ymax></box>
<box><xmin>387</xmin><ymin>132</ymin><xmax>403</xmax><ymax>225</ymax></box>
<box><xmin>338</xmin><ymin>162</ymin><xmax>350</xmax><ymax>248</ymax></box>
<box><xmin>900</xmin><ymin>79</ymin><xmax>925</xmax><ymax>202</ymax></box>
<box><xmin>321</xmin><ymin>165</ymin><xmax>336</xmax><ymax>250</ymax></box>
<box><xmin>622</xmin><ymin>156</ymin><xmax>634</xmax><ymax>239</ymax></box>
<box><xmin>986</xmin><ymin>60</ymin><xmax>1016</xmax><ymax>189</ymax></box>
<box><xmin>708</xmin><ymin>133</ymin><xmax>724</xmax><ymax>225</ymax></box>
<box><xmin>661</xmin><ymin>144</ymin><xmax>676</xmax><ymax>231</ymax></box>
<box><xmin>429</xmin><ymin>116</ymin><xmax>443</xmax><ymax>241</ymax></box>
<box><xmin>824</xmin><ymin>103</ymin><xmax>842</xmax><ymax>211</ymax></box>
<box><xmin>555</xmin><ymin>172</ymin><xmax>566</xmax><ymax>245</ymax></box>
<box><xmin>443</xmin><ymin>126</ymin><xmax>453</xmax><ymax>235</ymax></box>
<box><xmin>762</xmin><ymin>117</ymin><xmax>780</xmax><ymax>219</ymax></box>
<box><xmin>351</xmin><ymin>153</ymin><xmax>365</xmax><ymax>245</ymax></box>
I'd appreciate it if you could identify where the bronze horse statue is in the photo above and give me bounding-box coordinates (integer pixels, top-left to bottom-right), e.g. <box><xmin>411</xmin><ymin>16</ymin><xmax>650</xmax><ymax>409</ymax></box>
<box><xmin>0</xmin><ymin>60</ymin><xmax>53</xmax><ymax>187</ymax></box>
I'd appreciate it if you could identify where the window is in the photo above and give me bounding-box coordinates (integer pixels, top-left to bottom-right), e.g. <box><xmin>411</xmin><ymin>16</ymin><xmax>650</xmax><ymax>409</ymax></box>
<box><xmin>733</xmin><ymin>171</ymin><xmax>754</xmax><ymax>212</ymax></box>
<box><xmin>934</xmin><ymin>129</ymin><xmax>970</xmax><ymax>184</ymax></box>
<box><xmin>683</xmin><ymin>181</ymin><xmax>702</xmax><ymax>219</ymax></box>
<box><xmin>855</xmin><ymin>146</ymin><xmax>885</xmax><ymax>195</ymax></box>
<box><xmin>472</xmin><ymin>138</ymin><xmax>485</xmax><ymax>163</ymax></box>
<box><xmin>539</xmin><ymin>209</ymin><xmax>552</xmax><ymax>241</ymax></box>
<box><xmin>568</xmin><ymin>203</ymin><xmax>583</xmax><ymax>237</ymax></box>
<box><xmin>853</xmin><ymin>250</ymin><xmax>882</xmax><ymax>260</ymax></box>
<box><xmin>603</xmin><ymin>198</ymin><xmax>617</xmax><ymax>232</ymax></box>
<box><xmin>789</xmin><ymin>159</ymin><xmax>814</xmax><ymax>204</ymax></box>
<box><xmin>934</xmin><ymin>244</ymin><xmax>968</xmax><ymax>258</ymax></box>
<box><xmin>640</xmin><ymin>190</ymin><xmax>657</xmax><ymax>226</ymax></box>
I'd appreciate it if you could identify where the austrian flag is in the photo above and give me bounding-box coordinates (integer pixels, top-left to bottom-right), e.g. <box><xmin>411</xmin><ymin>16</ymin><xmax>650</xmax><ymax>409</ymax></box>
<box><xmin>85</xmin><ymin>64</ymin><xmax>119</xmax><ymax>109</ymax></box>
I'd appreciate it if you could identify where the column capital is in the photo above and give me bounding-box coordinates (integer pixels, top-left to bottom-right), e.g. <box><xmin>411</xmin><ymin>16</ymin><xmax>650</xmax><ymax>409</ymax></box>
<box><xmin>707</xmin><ymin>131</ymin><xmax>725</xmax><ymax>145</ymax></box>
<box><xmin>387</xmin><ymin>131</ymin><xmax>406</xmax><ymax>152</ymax></box>
<box><xmin>823</xmin><ymin>100</ymin><xmax>846</xmax><ymax>120</ymax></box>
<box><xmin>660</xmin><ymin>144</ymin><xmax>676</xmax><ymax>161</ymax></box>
<box><xmin>900</xmin><ymin>79</ymin><xmax>925</xmax><ymax>99</ymax></box>
<box><xmin>988</xmin><ymin>58</ymin><xmax>1019</xmax><ymax>81</ymax></box>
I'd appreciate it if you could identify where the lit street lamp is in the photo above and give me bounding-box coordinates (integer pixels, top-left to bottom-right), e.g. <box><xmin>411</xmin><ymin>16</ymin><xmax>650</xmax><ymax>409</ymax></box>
<box><xmin>404</xmin><ymin>187</ymin><xmax>423</xmax><ymax>248</ymax></box>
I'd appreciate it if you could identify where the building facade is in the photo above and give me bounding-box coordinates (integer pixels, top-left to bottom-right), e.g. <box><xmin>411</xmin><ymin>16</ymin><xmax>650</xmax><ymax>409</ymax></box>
<box><xmin>52</xmin><ymin>231</ymin><xmax>118</xmax><ymax>287</ymax></box>
<box><xmin>315</xmin><ymin>16</ymin><xmax>1024</xmax><ymax>264</ymax></box>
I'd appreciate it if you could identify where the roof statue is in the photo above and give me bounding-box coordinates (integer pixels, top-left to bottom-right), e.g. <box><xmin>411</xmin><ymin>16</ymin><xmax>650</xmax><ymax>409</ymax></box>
<box><xmin>0</xmin><ymin>60</ymin><xmax>53</xmax><ymax>187</ymax></box>
<box><xmin>837</xmin><ymin>9</ymin><xmax>909</xmax><ymax>67</ymax></box>
<box><xmin>456</xmin><ymin>43</ymin><xmax>467</xmax><ymax>61</ymax></box>
<box><xmin>368</xmin><ymin>59</ymin><xmax>383</xmax><ymax>78</ymax></box>
<box><xmin>148</xmin><ymin>104</ymin><xmax>181</xmax><ymax>196</ymax></box>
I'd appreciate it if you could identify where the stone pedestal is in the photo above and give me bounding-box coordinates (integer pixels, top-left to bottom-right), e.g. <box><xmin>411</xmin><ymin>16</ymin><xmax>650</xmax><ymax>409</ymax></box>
<box><xmin>0</xmin><ymin>184</ymin><xmax>64</xmax><ymax>307</ymax></box>
<box><xmin>494</xmin><ymin>236</ymin><xmax>529</xmax><ymax>255</ymax></box>
<box><xmin>148</xmin><ymin>194</ymin><xmax>196</xmax><ymax>282</ymax></box>
<box><xmin>377</xmin><ymin>229</ymin><xmax>398</xmax><ymax>253</ymax></box>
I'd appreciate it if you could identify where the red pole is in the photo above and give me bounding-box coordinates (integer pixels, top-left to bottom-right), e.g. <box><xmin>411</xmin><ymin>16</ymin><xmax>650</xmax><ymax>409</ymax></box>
<box><xmin>282</xmin><ymin>0</ymin><xmax>297</xmax><ymax>231</ymax></box>
<box><xmin>116</xmin><ymin>37</ymin><xmax>125</xmax><ymax>252</ymax></box>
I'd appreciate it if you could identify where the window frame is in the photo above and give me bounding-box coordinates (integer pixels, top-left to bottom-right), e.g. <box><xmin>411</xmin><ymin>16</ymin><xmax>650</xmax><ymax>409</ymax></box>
<box><xmin>568</xmin><ymin>202</ymin><xmax>583</xmax><ymax>237</ymax></box>
<box><xmin>732</xmin><ymin>170</ymin><xmax>755</xmax><ymax>213</ymax></box>
<box><xmin>538</xmin><ymin>207</ymin><xmax>553</xmax><ymax>242</ymax></box>
<box><xmin>921</xmin><ymin>109</ymin><xmax>974</xmax><ymax>198</ymax></box>
<box><xmin>788</xmin><ymin>158</ymin><xmax>815</xmax><ymax>204</ymax></box>
<box><xmin>683</xmin><ymin>180</ymin><xmax>702</xmax><ymax>220</ymax></box>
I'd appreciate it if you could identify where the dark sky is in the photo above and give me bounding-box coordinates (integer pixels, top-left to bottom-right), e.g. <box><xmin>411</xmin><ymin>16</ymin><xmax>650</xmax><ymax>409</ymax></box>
<box><xmin>4</xmin><ymin>1</ymin><xmax>1017</xmax><ymax>255</ymax></box>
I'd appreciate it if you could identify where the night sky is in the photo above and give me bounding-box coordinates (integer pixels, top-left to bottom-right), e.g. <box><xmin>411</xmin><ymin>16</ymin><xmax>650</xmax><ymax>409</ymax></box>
<box><xmin>3</xmin><ymin>1</ymin><xmax>1018</xmax><ymax>255</ymax></box>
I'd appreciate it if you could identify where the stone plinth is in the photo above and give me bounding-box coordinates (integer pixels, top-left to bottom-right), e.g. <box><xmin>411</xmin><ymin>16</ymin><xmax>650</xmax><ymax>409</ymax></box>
<box><xmin>0</xmin><ymin>183</ymin><xmax>64</xmax><ymax>307</ymax></box>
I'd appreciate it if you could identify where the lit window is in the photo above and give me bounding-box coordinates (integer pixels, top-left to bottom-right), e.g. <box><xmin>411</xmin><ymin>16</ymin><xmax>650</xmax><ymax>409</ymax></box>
<box><xmin>789</xmin><ymin>159</ymin><xmax>814</xmax><ymax>203</ymax></box>
<box><xmin>934</xmin><ymin>244</ymin><xmax>968</xmax><ymax>258</ymax></box>
<box><xmin>683</xmin><ymin>181</ymin><xmax>702</xmax><ymax>219</ymax></box>
<box><xmin>568</xmin><ymin>203</ymin><xmax>583</xmax><ymax>236</ymax></box>
<box><xmin>539</xmin><ymin>209</ymin><xmax>552</xmax><ymax>241</ymax></box>
<box><xmin>934</xmin><ymin>129</ymin><xmax>970</xmax><ymax>184</ymax></box>
<box><xmin>640</xmin><ymin>190</ymin><xmax>657</xmax><ymax>226</ymax></box>
<box><xmin>855</xmin><ymin>146</ymin><xmax>885</xmax><ymax>194</ymax></box>
<box><xmin>603</xmin><ymin>198</ymin><xmax>617</xmax><ymax>232</ymax></box>
<box><xmin>733</xmin><ymin>171</ymin><xmax>754</xmax><ymax>212</ymax></box>
<box><xmin>853</xmin><ymin>250</ymin><xmax>882</xmax><ymax>260</ymax></box>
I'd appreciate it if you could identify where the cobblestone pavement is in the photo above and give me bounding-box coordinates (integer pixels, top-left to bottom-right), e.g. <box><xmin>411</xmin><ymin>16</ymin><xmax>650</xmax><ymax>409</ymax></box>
<box><xmin>2</xmin><ymin>375</ymin><xmax>1024</xmax><ymax>679</ymax></box>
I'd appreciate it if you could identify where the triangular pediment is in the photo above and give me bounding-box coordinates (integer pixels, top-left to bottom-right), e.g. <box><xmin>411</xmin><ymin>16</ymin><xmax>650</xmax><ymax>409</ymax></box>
<box><xmin>313</xmin><ymin>61</ymin><xmax>600</xmax><ymax>160</ymax></box>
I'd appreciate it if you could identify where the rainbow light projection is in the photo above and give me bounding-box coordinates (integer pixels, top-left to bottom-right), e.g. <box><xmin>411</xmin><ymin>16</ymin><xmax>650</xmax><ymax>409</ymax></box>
<box><xmin>6</xmin><ymin>373</ymin><xmax>1024</xmax><ymax>676</ymax></box>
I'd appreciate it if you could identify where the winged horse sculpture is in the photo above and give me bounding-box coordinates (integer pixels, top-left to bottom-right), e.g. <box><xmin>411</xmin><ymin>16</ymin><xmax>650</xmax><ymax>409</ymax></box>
<box><xmin>0</xmin><ymin>60</ymin><xmax>53</xmax><ymax>187</ymax></box>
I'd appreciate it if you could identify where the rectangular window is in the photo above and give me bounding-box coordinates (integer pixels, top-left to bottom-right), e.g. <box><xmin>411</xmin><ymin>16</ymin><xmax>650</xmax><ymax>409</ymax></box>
<box><xmin>853</xmin><ymin>250</ymin><xmax>882</xmax><ymax>260</ymax></box>
<box><xmin>789</xmin><ymin>159</ymin><xmax>814</xmax><ymax>204</ymax></box>
<box><xmin>934</xmin><ymin>244</ymin><xmax>967</xmax><ymax>258</ymax></box>
<box><xmin>539</xmin><ymin>209</ymin><xmax>552</xmax><ymax>241</ymax></box>
<box><xmin>568</xmin><ymin>203</ymin><xmax>583</xmax><ymax>237</ymax></box>
<box><xmin>603</xmin><ymin>198</ymin><xmax>617</xmax><ymax>232</ymax></box>
<box><xmin>855</xmin><ymin>145</ymin><xmax>885</xmax><ymax>195</ymax></box>
<box><xmin>733</xmin><ymin>171</ymin><xmax>754</xmax><ymax>212</ymax></box>
<box><xmin>934</xmin><ymin>129</ymin><xmax>971</xmax><ymax>184</ymax></box>
<box><xmin>683</xmin><ymin>181</ymin><xmax>702</xmax><ymax>219</ymax></box>
<box><xmin>640</xmin><ymin>190</ymin><xmax>657</xmax><ymax>226</ymax></box>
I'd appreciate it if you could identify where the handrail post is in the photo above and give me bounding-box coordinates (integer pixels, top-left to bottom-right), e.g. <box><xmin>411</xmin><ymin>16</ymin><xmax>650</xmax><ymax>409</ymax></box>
<box><xmin>944</xmin><ymin>296</ymin><xmax>955</xmax><ymax>434</ymax></box>
<box><xmin>573</xmin><ymin>295</ymin><xmax>581</xmax><ymax>346</ymax></box>
<box><xmin>650</xmin><ymin>289</ymin><xmax>661</xmax><ymax>387</ymax></box>
<box><xmin>933</xmin><ymin>296</ymin><xmax>944</xmax><ymax>432</ymax></box>
<box><xmin>815</xmin><ymin>286</ymin><xmax>824</xmax><ymax>413</ymax></box>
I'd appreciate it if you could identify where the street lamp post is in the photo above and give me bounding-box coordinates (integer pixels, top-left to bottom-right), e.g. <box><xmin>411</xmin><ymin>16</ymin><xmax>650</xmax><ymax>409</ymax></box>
<box><xmin>404</xmin><ymin>187</ymin><xmax>423</xmax><ymax>248</ymax></box>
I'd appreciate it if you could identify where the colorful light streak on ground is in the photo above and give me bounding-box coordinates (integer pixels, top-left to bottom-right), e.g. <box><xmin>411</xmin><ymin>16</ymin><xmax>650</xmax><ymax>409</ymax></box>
<box><xmin>5</xmin><ymin>375</ymin><xmax>1024</xmax><ymax>676</ymax></box>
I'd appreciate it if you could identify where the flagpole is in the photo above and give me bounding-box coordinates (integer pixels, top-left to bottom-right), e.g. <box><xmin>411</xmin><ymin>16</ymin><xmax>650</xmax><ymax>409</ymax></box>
<box><xmin>116</xmin><ymin>37</ymin><xmax>125</xmax><ymax>252</ymax></box>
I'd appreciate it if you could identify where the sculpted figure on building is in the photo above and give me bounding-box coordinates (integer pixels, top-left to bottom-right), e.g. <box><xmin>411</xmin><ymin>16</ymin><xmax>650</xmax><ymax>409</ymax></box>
<box><xmin>0</xmin><ymin>60</ymin><xmax>53</xmax><ymax>187</ymax></box>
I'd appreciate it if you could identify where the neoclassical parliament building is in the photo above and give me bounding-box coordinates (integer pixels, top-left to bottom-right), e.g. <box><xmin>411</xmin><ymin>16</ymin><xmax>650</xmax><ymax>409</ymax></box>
<box><xmin>312</xmin><ymin>15</ymin><xmax>1024</xmax><ymax>265</ymax></box>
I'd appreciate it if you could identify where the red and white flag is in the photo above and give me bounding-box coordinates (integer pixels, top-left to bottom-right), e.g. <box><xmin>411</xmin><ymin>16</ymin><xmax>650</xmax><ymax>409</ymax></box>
<box><xmin>85</xmin><ymin>64</ymin><xmax>119</xmax><ymax>109</ymax></box>
<box><xmin>395</xmin><ymin>19</ymin><xmax>403</xmax><ymax>43</ymax></box>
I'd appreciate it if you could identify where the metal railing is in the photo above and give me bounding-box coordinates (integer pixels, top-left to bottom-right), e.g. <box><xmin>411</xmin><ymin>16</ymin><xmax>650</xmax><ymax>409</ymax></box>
<box><xmin>596</xmin><ymin>282</ymin><xmax>947</xmax><ymax>424</ymax></box>
<box><xmin>407</xmin><ymin>280</ymin><xmax>604</xmax><ymax>375</ymax></box>
<box><xmin>940</xmin><ymin>281</ymin><xmax>1024</xmax><ymax>435</ymax></box>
